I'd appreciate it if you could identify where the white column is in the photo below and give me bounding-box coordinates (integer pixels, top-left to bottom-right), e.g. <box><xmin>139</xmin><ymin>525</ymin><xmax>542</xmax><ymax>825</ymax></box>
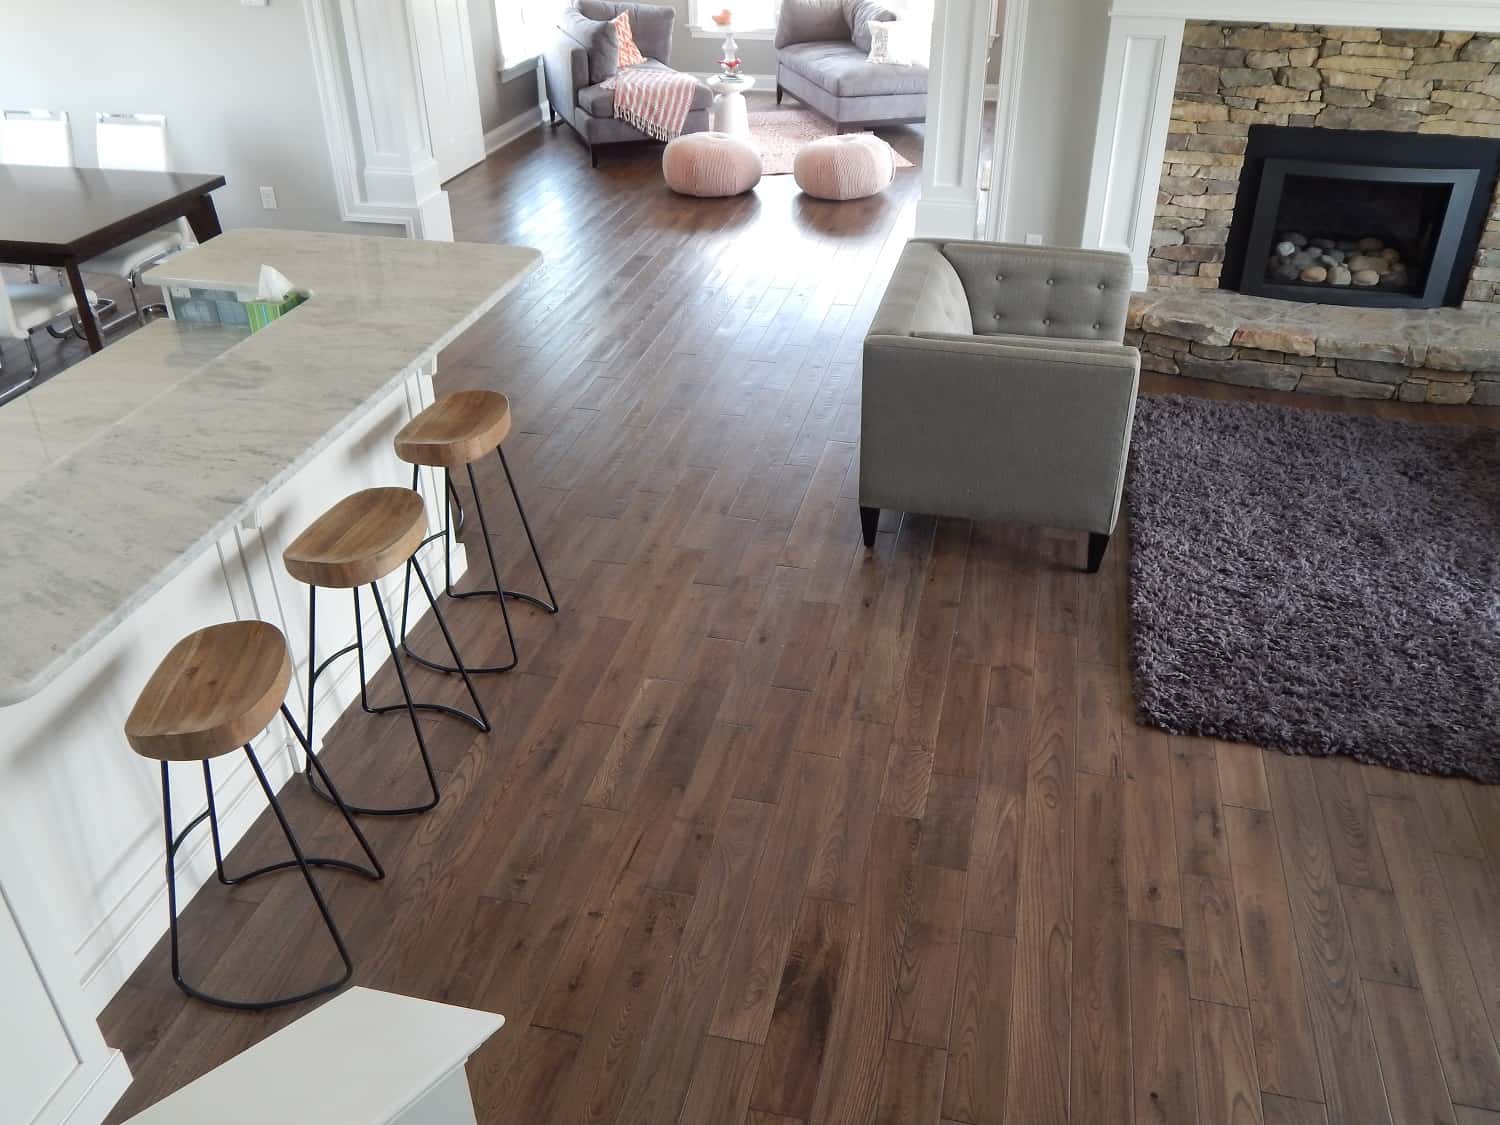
<box><xmin>914</xmin><ymin>0</ymin><xmax>992</xmax><ymax>238</ymax></box>
<box><xmin>1081</xmin><ymin>15</ymin><xmax>1184</xmax><ymax>288</ymax></box>
<box><xmin>339</xmin><ymin>0</ymin><xmax>453</xmax><ymax>239</ymax></box>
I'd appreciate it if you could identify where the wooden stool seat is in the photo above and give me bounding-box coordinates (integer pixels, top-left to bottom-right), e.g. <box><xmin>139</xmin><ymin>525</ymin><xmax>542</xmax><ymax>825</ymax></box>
<box><xmin>126</xmin><ymin>621</ymin><xmax>292</xmax><ymax>762</ymax></box>
<box><xmin>283</xmin><ymin>487</ymin><xmax>427</xmax><ymax>589</ymax></box>
<box><xmin>394</xmin><ymin>390</ymin><xmax>513</xmax><ymax>469</ymax></box>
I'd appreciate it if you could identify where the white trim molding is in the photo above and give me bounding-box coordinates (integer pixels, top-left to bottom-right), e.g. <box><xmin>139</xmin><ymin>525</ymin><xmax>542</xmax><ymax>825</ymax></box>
<box><xmin>1082</xmin><ymin>16</ymin><xmax>1182</xmax><ymax>289</ymax></box>
<box><xmin>982</xmin><ymin>0</ymin><xmax>1030</xmax><ymax>241</ymax></box>
<box><xmin>1107</xmin><ymin>0</ymin><xmax>1500</xmax><ymax>35</ymax></box>
<box><xmin>485</xmin><ymin>105</ymin><xmax>547</xmax><ymax>154</ymax></box>
<box><xmin>301</xmin><ymin>0</ymin><xmax>453</xmax><ymax>239</ymax></box>
<box><xmin>915</xmin><ymin>0</ymin><xmax>989</xmax><ymax>238</ymax></box>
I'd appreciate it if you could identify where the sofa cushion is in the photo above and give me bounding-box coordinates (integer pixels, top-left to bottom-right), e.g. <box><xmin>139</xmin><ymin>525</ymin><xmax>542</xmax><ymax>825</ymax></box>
<box><xmin>559</xmin><ymin>8</ymin><xmax>619</xmax><ymax>84</ymax></box>
<box><xmin>577</xmin><ymin>0</ymin><xmax>674</xmax><ymax>62</ymax></box>
<box><xmin>777</xmin><ymin>41</ymin><xmax>928</xmax><ymax>97</ymax></box>
<box><xmin>775</xmin><ymin>0</ymin><xmax>851</xmax><ymax>49</ymax></box>
<box><xmin>577</xmin><ymin>59</ymin><xmax>713</xmax><ymax>118</ymax></box>
<box><xmin>844</xmin><ymin>0</ymin><xmax>896</xmax><ymax>53</ymax></box>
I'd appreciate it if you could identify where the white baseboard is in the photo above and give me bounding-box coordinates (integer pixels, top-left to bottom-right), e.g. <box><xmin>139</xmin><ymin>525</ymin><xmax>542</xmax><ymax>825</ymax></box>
<box><xmin>485</xmin><ymin>105</ymin><xmax>547</xmax><ymax>155</ymax></box>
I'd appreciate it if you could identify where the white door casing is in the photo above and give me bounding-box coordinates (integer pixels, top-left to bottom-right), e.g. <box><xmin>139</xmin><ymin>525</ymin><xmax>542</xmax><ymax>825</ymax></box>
<box><xmin>409</xmin><ymin>0</ymin><xmax>487</xmax><ymax>183</ymax></box>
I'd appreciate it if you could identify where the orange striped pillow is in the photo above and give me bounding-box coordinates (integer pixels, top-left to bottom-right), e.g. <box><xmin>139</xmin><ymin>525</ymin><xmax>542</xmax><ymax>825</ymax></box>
<box><xmin>612</xmin><ymin>10</ymin><xmax>645</xmax><ymax>68</ymax></box>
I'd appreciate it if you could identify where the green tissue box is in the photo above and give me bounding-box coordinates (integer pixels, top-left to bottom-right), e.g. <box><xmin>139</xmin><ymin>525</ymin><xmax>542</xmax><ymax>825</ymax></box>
<box><xmin>245</xmin><ymin>290</ymin><xmax>307</xmax><ymax>333</ymax></box>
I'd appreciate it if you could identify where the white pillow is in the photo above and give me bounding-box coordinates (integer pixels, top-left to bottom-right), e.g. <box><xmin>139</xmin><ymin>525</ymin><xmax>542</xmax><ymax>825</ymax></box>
<box><xmin>869</xmin><ymin>19</ymin><xmax>928</xmax><ymax>66</ymax></box>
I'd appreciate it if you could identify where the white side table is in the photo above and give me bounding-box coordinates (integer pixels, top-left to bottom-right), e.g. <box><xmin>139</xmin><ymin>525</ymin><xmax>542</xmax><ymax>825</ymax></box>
<box><xmin>708</xmin><ymin>74</ymin><xmax>756</xmax><ymax>137</ymax></box>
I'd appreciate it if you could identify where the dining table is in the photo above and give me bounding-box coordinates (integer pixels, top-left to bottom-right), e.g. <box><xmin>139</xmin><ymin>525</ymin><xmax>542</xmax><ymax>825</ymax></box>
<box><xmin>0</xmin><ymin>164</ymin><xmax>226</xmax><ymax>353</ymax></box>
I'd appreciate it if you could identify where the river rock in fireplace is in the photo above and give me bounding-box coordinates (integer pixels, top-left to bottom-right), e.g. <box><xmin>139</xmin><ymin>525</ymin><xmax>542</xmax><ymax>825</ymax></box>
<box><xmin>1268</xmin><ymin>231</ymin><xmax>1407</xmax><ymax>290</ymax></box>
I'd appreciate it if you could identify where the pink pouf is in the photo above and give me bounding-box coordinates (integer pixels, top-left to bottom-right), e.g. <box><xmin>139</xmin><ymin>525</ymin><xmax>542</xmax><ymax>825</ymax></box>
<box><xmin>662</xmin><ymin>132</ymin><xmax>762</xmax><ymax>197</ymax></box>
<box><xmin>793</xmin><ymin>134</ymin><xmax>896</xmax><ymax>200</ymax></box>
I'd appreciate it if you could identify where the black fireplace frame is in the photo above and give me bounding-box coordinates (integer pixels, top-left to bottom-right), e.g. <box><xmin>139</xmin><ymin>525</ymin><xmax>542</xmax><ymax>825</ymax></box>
<box><xmin>1222</xmin><ymin>126</ymin><xmax>1500</xmax><ymax>310</ymax></box>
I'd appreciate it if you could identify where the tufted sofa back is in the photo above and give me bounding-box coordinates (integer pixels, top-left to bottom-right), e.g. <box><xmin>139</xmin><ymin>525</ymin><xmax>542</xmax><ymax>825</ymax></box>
<box><xmin>935</xmin><ymin>240</ymin><xmax>1133</xmax><ymax>342</ymax></box>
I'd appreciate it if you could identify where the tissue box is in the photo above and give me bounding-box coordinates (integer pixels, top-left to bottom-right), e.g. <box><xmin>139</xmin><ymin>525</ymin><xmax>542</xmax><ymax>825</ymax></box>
<box><xmin>245</xmin><ymin>290</ymin><xmax>307</xmax><ymax>333</ymax></box>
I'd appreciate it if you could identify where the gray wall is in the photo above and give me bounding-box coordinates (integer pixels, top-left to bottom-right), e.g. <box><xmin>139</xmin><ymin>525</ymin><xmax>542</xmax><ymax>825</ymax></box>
<box><xmin>663</xmin><ymin>4</ymin><xmax>778</xmax><ymax>76</ymax></box>
<box><xmin>469</xmin><ymin>0</ymin><xmax>546</xmax><ymax>133</ymax></box>
<box><xmin>0</xmin><ymin>0</ymin><xmax>402</xmax><ymax>237</ymax></box>
<box><xmin>998</xmin><ymin>0</ymin><xmax>1109</xmax><ymax>246</ymax></box>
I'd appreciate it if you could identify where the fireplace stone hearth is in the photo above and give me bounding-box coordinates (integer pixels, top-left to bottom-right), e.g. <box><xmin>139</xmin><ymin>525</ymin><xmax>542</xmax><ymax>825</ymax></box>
<box><xmin>1127</xmin><ymin>288</ymin><xmax>1500</xmax><ymax>402</ymax></box>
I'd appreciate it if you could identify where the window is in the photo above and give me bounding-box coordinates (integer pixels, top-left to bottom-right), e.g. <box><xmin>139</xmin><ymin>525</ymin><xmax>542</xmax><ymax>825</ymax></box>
<box><xmin>497</xmin><ymin>0</ymin><xmax>562</xmax><ymax>71</ymax></box>
<box><xmin>689</xmin><ymin>0</ymin><xmax>780</xmax><ymax>37</ymax></box>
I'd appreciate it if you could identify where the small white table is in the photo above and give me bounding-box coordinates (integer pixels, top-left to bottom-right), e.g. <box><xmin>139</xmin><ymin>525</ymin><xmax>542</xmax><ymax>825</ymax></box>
<box><xmin>121</xmin><ymin>988</ymin><xmax>504</xmax><ymax>1125</ymax></box>
<box><xmin>708</xmin><ymin>74</ymin><xmax>756</xmax><ymax>137</ymax></box>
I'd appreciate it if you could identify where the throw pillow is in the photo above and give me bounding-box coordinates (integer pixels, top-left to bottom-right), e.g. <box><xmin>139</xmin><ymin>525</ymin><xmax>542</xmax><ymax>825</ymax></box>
<box><xmin>559</xmin><ymin>7</ymin><xmax>619</xmax><ymax>84</ymax></box>
<box><xmin>867</xmin><ymin>20</ymin><xmax>894</xmax><ymax>64</ymax></box>
<box><xmin>613</xmin><ymin>10</ymin><xmax>646</xmax><ymax>68</ymax></box>
<box><xmin>845</xmin><ymin>0</ymin><xmax>895</xmax><ymax>54</ymax></box>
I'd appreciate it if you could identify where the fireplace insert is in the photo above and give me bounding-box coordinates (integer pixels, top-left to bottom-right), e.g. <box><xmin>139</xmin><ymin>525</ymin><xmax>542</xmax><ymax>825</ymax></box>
<box><xmin>1222</xmin><ymin>127</ymin><xmax>1500</xmax><ymax>309</ymax></box>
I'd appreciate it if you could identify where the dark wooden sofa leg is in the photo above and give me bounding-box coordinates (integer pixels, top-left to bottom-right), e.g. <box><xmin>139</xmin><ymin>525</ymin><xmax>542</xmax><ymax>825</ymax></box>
<box><xmin>1086</xmin><ymin>532</ymin><xmax>1110</xmax><ymax>574</ymax></box>
<box><xmin>860</xmin><ymin>506</ymin><xmax>879</xmax><ymax>548</ymax></box>
<box><xmin>776</xmin><ymin>82</ymin><xmax>784</xmax><ymax>105</ymax></box>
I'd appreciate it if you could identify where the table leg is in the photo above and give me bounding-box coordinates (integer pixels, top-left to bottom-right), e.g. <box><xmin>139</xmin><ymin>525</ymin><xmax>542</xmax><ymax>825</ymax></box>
<box><xmin>186</xmin><ymin>193</ymin><xmax>223</xmax><ymax>242</ymax></box>
<box><xmin>64</xmin><ymin>262</ymin><xmax>103</xmax><ymax>354</ymax></box>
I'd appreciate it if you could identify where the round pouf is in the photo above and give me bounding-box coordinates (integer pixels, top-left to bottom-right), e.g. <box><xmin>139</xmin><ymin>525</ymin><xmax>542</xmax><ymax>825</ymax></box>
<box><xmin>662</xmin><ymin>132</ymin><xmax>762</xmax><ymax>198</ymax></box>
<box><xmin>793</xmin><ymin>134</ymin><xmax>896</xmax><ymax>201</ymax></box>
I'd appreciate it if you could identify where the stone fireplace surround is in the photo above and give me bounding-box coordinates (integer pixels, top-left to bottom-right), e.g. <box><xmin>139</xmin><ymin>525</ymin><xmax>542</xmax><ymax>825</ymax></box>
<box><xmin>1083</xmin><ymin>0</ymin><xmax>1500</xmax><ymax>403</ymax></box>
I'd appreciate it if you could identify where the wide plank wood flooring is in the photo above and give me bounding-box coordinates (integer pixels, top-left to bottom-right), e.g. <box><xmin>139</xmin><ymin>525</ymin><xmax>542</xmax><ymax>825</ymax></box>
<box><xmin>101</xmin><ymin>112</ymin><xmax>1500</xmax><ymax>1125</ymax></box>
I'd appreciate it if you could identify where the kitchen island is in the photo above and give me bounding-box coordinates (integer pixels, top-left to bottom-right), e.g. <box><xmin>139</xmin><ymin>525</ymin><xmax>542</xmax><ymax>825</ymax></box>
<box><xmin>0</xmin><ymin>230</ymin><xmax>538</xmax><ymax>1125</ymax></box>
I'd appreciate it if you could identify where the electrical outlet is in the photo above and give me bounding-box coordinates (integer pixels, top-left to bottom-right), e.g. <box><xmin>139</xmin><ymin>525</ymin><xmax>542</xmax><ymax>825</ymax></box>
<box><xmin>259</xmin><ymin>186</ymin><xmax>278</xmax><ymax>210</ymax></box>
<box><xmin>1025</xmin><ymin>233</ymin><xmax>1044</xmax><ymax>245</ymax></box>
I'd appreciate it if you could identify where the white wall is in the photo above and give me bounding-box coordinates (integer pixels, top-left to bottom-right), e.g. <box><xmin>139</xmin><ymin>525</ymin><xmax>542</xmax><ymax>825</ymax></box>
<box><xmin>997</xmin><ymin>0</ymin><xmax>1111</xmax><ymax>245</ymax></box>
<box><xmin>0</xmin><ymin>0</ymin><xmax>403</xmax><ymax>237</ymax></box>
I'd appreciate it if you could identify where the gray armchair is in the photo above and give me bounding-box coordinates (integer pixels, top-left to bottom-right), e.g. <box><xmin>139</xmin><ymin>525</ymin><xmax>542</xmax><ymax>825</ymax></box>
<box><xmin>859</xmin><ymin>239</ymin><xmax>1140</xmax><ymax>573</ymax></box>
<box><xmin>543</xmin><ymin>0</ymin><xmax>711</xmax><ymax>167</ymax></box>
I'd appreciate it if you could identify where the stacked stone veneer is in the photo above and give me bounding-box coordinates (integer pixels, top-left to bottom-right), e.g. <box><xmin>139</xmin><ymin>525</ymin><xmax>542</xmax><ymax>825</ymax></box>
<box><xmin>1152</xmin><ymin>22</ymin><xmax>1500</xmax><ymax>306</ymax></box>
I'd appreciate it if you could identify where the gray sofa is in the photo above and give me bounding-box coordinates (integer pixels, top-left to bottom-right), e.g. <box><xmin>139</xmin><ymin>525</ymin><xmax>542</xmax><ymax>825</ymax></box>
<box><xmin>860</xmin><ymin>240</ymin><xmax>1140</xmax><ymax>573</ymax></box>
<box><xmin>544</xmin><ymin>0</ymin><xmax>711</xmax><ymax>166</ymax></box>
<box><xmin>775</xmin><ymin>0</ymin><xmax>927</xmax><ymax>129</ymax></box>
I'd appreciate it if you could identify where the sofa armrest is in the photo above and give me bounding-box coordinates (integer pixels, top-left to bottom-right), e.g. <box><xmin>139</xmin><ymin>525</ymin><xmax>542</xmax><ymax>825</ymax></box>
<box><xmin>869</xmin><ymin>241</ymin><xmax>974</xmax><ymax>337</ymax></box>
<box><xmin>775</xmin><ymin>0</ymin><xmax>852</xmax><ymax>48</ymax></box>
<box><xmin>860</xmin><ymin>335</ymin><xmax>1141</xmax><ymax>534</ymax></box>
<box><xmin>543</xmin><ymin>34</ymin><xmax>589</xmax><ymax>121</ymax></box>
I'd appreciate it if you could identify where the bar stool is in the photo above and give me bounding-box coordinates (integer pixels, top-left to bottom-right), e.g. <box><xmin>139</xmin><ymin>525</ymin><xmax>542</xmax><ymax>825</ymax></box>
<box><xmin>283</xmin><ymin>486</ymin><xmax>489</xmax><ymax>816</ymax></box>
<box><xmin>125</xmin><ymin>620</ymin><xmax>382</xmax><ymax>1011</ymax></box>
<box><xmin>393</xmin><ymin>389</ymin><xmax>558</xmax><ymax>674</ymax></box>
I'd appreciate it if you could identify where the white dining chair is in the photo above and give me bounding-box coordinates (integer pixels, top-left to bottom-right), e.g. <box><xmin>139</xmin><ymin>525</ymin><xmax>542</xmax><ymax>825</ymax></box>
<box><xmin>0</xmin><ymin>109</ymin><xmax>73</xmax><ymax>167</ymax></box>
<box><xmin>0</xmin><ymin>277</ymin><xmax>100</xmax><ymax>393</ymax></box>
<box><xmin>83</xmin><ymin>113</ymin><xmax>194</xmax><ymax>327</ymax></box>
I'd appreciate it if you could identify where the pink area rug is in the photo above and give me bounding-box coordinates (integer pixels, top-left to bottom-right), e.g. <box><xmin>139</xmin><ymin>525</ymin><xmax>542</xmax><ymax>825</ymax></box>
<box><xmin>747</xmin><ymin>109</ymin><xmax>916</xmax><ymax>175</ymax></box>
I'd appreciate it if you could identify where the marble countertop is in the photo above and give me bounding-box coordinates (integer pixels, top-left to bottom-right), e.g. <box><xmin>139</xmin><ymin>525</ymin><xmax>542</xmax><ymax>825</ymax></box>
<box><xmin>0</xmin><ymin>229</ymin><xmax>540</xmax><ymax>705</ymax></box>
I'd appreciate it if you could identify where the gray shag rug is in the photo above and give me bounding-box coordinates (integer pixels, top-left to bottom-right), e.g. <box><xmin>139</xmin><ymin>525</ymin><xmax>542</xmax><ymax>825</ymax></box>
<box><xmin>1127</xmin><ymin>394</ymin><xmax>1500</xmax><ymax>782</ymax></box>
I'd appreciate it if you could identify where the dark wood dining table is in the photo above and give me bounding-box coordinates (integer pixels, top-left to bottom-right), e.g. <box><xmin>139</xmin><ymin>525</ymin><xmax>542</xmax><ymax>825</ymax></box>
<box><xmin>0</xmin><ymin>165</ymin><xmax>226</xmax><ymax>353</ymax></box>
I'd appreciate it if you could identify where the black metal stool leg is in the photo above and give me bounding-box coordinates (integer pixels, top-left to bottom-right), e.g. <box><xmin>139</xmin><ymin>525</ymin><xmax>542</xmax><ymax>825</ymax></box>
<box><xmin>398</xmin><ymin>445</ymin><xmax>559</xmax><ymax>675</ymax></box>
<box><xmin>161</xmin><ymin>747</ymin><xmax>356</xmax><ymax>1010</ymax></box>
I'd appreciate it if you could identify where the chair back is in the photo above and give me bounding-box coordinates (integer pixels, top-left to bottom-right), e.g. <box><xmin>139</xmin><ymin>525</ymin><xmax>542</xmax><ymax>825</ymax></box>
<box><xmin>0</xmin><ymin>284</ymin><xmax>24</xmax><ymax>341</ymax></box>
<box><xmin>96</xmin><ymin>113</ymin><xmax>168</xmax><ymax>172</ymax></box>
<box><xmin>0</xmin><ymin>110</ymin><xmax>73</xmax><ymax>167</ymax></box>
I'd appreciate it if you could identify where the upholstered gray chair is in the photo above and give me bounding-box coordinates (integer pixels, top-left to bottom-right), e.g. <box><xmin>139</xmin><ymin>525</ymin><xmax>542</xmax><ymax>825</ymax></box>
<box><xmin>860</xmin><ymin>239</ymin><xmax>1140</xmax><ymax>573</ymax></box>
<box><xmin>544</xmin><ymin>0</ymin><xmax>711</xmax><ymax>166</ymax></box>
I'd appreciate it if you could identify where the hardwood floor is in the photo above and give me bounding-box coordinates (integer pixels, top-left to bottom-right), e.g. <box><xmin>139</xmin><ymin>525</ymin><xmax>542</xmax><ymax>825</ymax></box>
<box><xmin>99</xmin><ymin>115</ymin><xmax>1500</xmax><ymax>1125</ymax></box>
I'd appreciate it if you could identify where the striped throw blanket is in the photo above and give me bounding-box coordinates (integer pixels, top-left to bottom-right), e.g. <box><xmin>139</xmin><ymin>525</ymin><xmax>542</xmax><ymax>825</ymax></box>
<box><xmin>603</xmin><ymin>65</ymin><xmax>698</xmax><ymax>142</ymax></box>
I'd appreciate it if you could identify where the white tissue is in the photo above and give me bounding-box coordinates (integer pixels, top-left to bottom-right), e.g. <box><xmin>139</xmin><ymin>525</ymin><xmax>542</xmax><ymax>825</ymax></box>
<box><xmin>256</xmin><ymin>264</ymin><xmax>294</xmax><ymax>302</ymax></box>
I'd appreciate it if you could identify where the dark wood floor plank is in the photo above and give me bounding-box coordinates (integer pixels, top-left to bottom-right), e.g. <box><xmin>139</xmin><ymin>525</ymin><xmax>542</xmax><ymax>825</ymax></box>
<box><xmin>1262</xmin><ymin>754</ymin><xmax>1392</xmax><ymax>1125</ymax></box>
<box><xmin>1363</xmin><ymin>980</ymin><xmax>1455</xmax><ymax>1125</ymax></box>
<box><xmin>941</xmin><ymin>929</ymin><xmax>1014</xmax><ymax>1125</ymax></box>
<box><xmin>1129</xmin><ymin>921</ymin><xmax>1199</xmax><ymax>1125</ymax></box>
<box><xmin>616</xmin><ymin>798</ymin><xmax>772</xmax><ymax>1125</ymax></box>
<box><xmin>1126</xmin><ymin>728</ymin><xmax>1183</xmax><ymax>928</ymax></box>
<box><xmin>953</xmin><ymin>523</ymin><xmax>1038</xmax><ymax>710</ymax></box>
<box><xmin>1003</xmin><ymin>633</ymin><xmax>1078</xmax><ymax>1124</ymax></box>
<box><xmin>1371</xmin><ymin>796</ymin><xmax>1500</xmax><ymax>1110</ymax></box>
<box><xmin>1191</xmin><ymin>1000</ymin><xmax>1266</xmax><ymax>1125</ymax></box>
<box><xmin>1216</xmin><ymin>742</ymin><xmax>1271</xmax><ymax>811</ymax></box>
<box><xmin>1339</xmin><ymin>885</ymin><xmax>1418</xmax><ymax>989</ymax></box>
<box><xmin>809</xmin><ymin>813</ymin><xmax>923</xmax><ymax>1125</ymax></box>
<box><xmin>679</xmin><ymin>1036</ymin><xmax>762</xmax><ymax>1125</ymax></box>
<box><xmin>714</xmin><ymin>753</ymin><xmax>842</xmax><ymax>1044</ymax></box>
<box><xmin>963</xmin><ymin>706</ymin><xmax>1029</xmax><ymax>937</ymax></box>
<box><xmin>889</xmin><ymin>863</ymin><xmax>965</xmax><ymax>1049</ymax></box>
<box><xmin>1222</xmin><ymin>805</ymin><xmax>1324</xmax><ymax>1103</ymax></box>
<box><xmin>1313</xmin><ymin>759</ymin><xmax>1391</xmax><ymax>892</ymax></box>
<box><xmin>873</xmin><ymin>1039</ymin><xmax>946</xmax><ymax>1125</ymax></box>
<box><xmin>1262</xmin><ymin>1096</ymin><xmax>1329</xmax><ymax>1125</ymax></box>
<box><xmin>1070</xmin><ymin>771</ymin><xmax>1130</xmax><ymax>1125</ymax></box>
<box><xmin>1077</xmin><ymin>661</ymin><xmax>1128</xmax><ymax>778</ymax></box>
<box><xmin>932</xmin><ymin>659</ymin><xmax>989</xmax><ymax>780</ymax></box>
<box><xmin>918</xmin><ymin>773</ymin><xmax>977</xmax><ymax>872</ymax></box>
<box><xmin>1170</xmin><ymin>737</ymin><xmax>1231</xmax><ymax>881</ymax></box>
<box><xmin>752</xmin><ymin>898</ymin><xmax>855</xmax><ymax>1120</ymax></box>
<box><xmin>1437</xmin><ymin>852</ymin><xmax>1500</xmax><ymax>1055</ymax></box>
